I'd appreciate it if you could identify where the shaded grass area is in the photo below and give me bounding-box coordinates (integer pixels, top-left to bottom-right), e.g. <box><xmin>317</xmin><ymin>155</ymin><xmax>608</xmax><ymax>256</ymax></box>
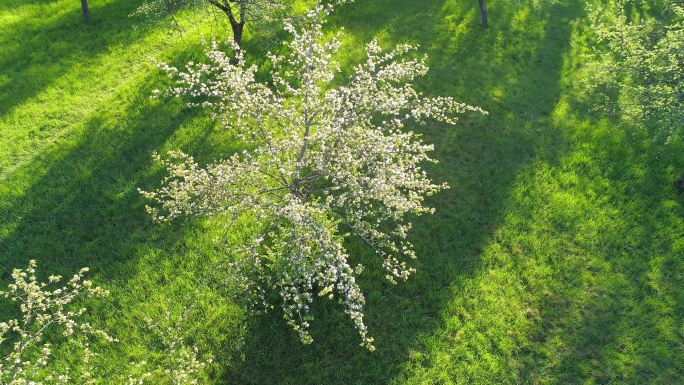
<box><xmin>1</xmin><ymin>0</ymin><xmax>683</xmax><ymax>383</ymax></box>
<box><xmin>227</xmin><ymin>0</ymin><xmax>684</xmax><ymax>384</ymax></box>
<box><xmin>0</xmin><ymin>0</ymin><xmax>244</xmax><ymax>380</ymax></box>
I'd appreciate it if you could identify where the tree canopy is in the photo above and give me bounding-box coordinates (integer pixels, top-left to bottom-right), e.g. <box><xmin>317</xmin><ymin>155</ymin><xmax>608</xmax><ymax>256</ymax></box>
<box><xmin>589</xmin><ymin>0</ymin><xmax>684</xmax><ymax>141</ymax></box>
<box><xmin>141</xmin><ymin>3</ymin><xmax>484</xmax><ymax>349</ymax></box>
<box><xmin>133</xmin><ymin>0</ymin><xmax>288</xmax><ymax>45</ymax></box>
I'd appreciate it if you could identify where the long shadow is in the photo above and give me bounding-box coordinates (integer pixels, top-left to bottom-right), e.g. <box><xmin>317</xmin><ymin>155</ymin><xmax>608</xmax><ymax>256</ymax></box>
<box><xmin>0</xmin><ymin>0</ymin><xmax>60</xmax><ymax>12</ymax></box>
<box><xmin>224</xmin><ymin>1</ymin><xmax>579</xmax><ymax>383</ymax></box>
<box><xmin>488</xmin><ymin>2</ymin><xmax>684</xmax><ymax>381</ymax></box>
<box><xmin>517</xmin><ymin>113</ymin><xmax>684</xmax><ymax>382</ymax></box>
<box><xmin>0</xmin><ymin>0</ymin><xmax>152</xmax><ymax>118</ymax></box>
<box><xmin>0</xmin><ymin>72</ymin><xmax>194</xmax><ymax>278</ymax></box>
<box><xmin>0</xmin><ymin>12</ymin><xmax>262</xmax><ymax>370</ymax></box>
<box><xmin>0</xmin><ymin>47</ymin><xmax>252</xmax><ymax>377</ymax></box>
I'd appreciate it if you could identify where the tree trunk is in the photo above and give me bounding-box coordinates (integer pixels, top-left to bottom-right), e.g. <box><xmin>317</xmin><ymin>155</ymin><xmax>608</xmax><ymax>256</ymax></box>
<box><xmin>81</xmin><ymin>0</ymin><xmax>90</xmax><ymax>20</ymax></box>
<box><xmin>478</xmin><ymin>0</ymin><xmax>488</xmax><ymax>27</ymax></box>
<box><xmin>207</xmin><ymin>0</ymin><xmax>245</xmax><ymax>46</ymax></box>
<box><xmin>675</xmin><ymin>172</ymin><xmax>684</xmax><ymax>193</ymax></box>
<box><xmin>231</xmin><ymin>21</ymin><xmax>244</xmax><ymax>46</ymax></box>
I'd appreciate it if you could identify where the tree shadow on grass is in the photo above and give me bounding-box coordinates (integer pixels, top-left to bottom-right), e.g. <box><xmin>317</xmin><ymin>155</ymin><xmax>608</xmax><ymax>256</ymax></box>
<box><xmin>0</xmin><ymin>0</ymin><xmax>63</xmax><ymax>12</ymax></box>
<box><xmin>0</xmin><ymin>0</ymin><xmax>155</xmax><ymax>118</ymax></box>
<box><xmin>0</xmin><ymin>57</ymin><xmax>250</xmax><ymax>377</ymax></box>
<box><xmin>224</xmin><ymin>1</ymin><xmax>581</xmax><ymax>383</ymax></box>
<box><xmin>0</xmin><ymin>73</ymin><xmax>194</xmax><ymax>278</ymax></box>
<box><xmin>516</xmin><ymin>119</ymin><xmax>684</xmax><ymax>383</ymax></box>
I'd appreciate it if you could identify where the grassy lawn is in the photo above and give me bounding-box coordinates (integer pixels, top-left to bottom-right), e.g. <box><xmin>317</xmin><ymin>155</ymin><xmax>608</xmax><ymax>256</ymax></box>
<box><xmin>1</xmin><ymin>0</ymin><xmax>683</xmax><ymax>383</ymax></box>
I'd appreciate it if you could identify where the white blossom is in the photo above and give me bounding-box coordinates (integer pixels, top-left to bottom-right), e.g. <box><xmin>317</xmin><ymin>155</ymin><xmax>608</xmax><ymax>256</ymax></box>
<box><xmin>141</xmin><ymin>2</ymin><xmax>485</xmax><ymax>350</ymax></box>
<box><xmin>125</xmin><ymin>310</ymin><xmax>212</xmax><ymax>385</ymax></box>
<box><xmin>0</xmin><ymin>261</ymin><xmax>113</xmax><ymax>384</ymax></box>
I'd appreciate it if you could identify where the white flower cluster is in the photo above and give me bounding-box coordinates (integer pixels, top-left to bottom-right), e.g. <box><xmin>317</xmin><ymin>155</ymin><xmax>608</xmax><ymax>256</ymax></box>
<box><xmin>126</xmin><ymin>310</ymin><xmax>212</xmax><ymax>385</ymax></box>
<box><xmin>0</xmin><ymin>261</ymin><xmax>114</xmax><ymax>384</ymax></box>
<box><xmin>141</xmin><ymin>3</ymin><xmax>485</xmax><ymax>350</ymax></box>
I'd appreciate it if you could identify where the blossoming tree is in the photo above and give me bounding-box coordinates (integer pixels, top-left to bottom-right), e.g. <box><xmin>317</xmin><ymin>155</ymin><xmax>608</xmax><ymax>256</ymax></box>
<box><xmin>133</xmin><ymin>0</ymin><xmax>286</xmax><ymax>46</ymax></box>
<box><xmin>141</xmin><ymin>3</ymin><xmax>485</xmax><ymax>350</ymax></box>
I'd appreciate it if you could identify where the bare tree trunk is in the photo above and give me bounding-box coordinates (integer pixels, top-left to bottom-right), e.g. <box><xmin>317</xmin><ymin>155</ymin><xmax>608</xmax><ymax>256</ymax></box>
<box><xmin>231</xmin><ymin>21</ymin><xmax>244</xmax><ymax>46</ymax></box>
<box><xmin>207</xmin><ymin>0</ymin><xmax>245</xmax><ymax>46</ymax></box>
<box><xmin>478</xmin><ymin>0</ymin><xmax>488</xmax><ymax>27</ymax></box>
<box><xmin>81</xmin><ymin>0</ymin><xmax>90</xmax><ymax>20</ymax></box>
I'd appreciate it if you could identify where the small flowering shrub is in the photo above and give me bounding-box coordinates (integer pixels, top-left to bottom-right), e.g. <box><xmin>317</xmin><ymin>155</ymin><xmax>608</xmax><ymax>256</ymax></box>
<box><xmin>126</xmin><ymin>310</ymin><xmax>212</xmax><ymax>385</ymax></box>
<box><xmin>588</xmin><ymin>0</ymin><xmax>684</xmax><ymax>141</ymax></box>
<box><xmin>141</xmin><ymin>3</ymin><xmax>484</xmax><ymax>350</ymax></box>
<box><xmin>0</xmin><ymin>261</ymin><xmax>212</xmax><ymax>384</ymax></box>
<box><xmin>0</xmin><ymin>261</ymin><xmax>113</xmax><ymax>385</ymax></box>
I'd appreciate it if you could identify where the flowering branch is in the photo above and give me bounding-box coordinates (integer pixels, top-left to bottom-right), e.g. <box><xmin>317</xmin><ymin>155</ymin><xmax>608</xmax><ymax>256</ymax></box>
<box><xmin>0</xmin><ymin>261</ymin><xmax>114</xmax><ymax>384</ymax></box>
<box><xmin>142</xmin><ymin>2</ymin><xmax>485</xmax><ymax>350</ymax></box>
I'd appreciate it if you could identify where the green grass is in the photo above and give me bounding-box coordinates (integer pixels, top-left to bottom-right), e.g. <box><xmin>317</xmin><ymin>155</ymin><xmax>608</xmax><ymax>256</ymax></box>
<box><xmin>1</xmin><ymin>0</ymin><xmax>683</xmax><ymax>383</ymax></box>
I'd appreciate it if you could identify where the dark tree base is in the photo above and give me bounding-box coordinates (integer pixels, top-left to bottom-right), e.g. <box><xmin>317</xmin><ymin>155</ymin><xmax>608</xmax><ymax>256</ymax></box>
<box><xmin>478</xmin><ymin>0</ymin><xmax>488</xmax><ymax>27</ymax></box>
<box><xmin>81</xmin><ymin>0</ymin><xmax>90</xmax><ymax>20</ymax></box>
<box><xmin>675</xmin><ymin>172</ymin><xmax>684</xmax><ymax>192</ymax></box>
